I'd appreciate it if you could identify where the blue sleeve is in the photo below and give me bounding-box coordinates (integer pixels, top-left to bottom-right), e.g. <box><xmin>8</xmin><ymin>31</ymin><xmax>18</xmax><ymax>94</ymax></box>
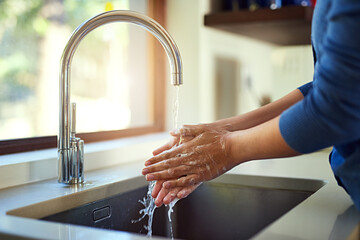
<box><xmin>279</xmin><ymin>0</ymin><xmax>360</xmax><ymax>153</ymax></box>
<box><xmin>298</xmin><ymin>82</ymin><xmax>313</xmax><ymax>96</ymax></box>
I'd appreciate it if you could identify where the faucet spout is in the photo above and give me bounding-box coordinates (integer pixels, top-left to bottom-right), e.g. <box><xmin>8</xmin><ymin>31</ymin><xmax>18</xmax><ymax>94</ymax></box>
<box><xmin>58</xmin><ymin>10</ymin><xmax>183</xmax><ymax>184</ymax></box>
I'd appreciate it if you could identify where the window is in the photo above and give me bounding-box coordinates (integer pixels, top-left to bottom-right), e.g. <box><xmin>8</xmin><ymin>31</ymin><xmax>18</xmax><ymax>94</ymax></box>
<box><xmin>0</xmin><ymin>0</ymin><xmax>166</xmax><ymax>155</ymax></box>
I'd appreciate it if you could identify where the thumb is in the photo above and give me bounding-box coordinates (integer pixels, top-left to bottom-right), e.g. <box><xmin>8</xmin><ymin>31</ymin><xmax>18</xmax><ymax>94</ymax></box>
<box><xmin>180</xmin><ymin>124</ymin><xmax>207</xmax><ymax>137</ymax></box>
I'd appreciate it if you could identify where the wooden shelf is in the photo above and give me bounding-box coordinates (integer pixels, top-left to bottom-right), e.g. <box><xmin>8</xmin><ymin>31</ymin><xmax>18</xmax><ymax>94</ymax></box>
<box><xmin>204</xmin><ymin>6</ymin><xmax>313</xmax><ymax>45</ymax></box>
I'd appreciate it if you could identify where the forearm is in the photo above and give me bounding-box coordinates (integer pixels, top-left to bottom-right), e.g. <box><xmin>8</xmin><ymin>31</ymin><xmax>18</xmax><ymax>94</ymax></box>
<box><xmin>212</xmin><ymin>89</ymin><xmax>304</xmax><ymax>131</ymax></box>
<box><xmin>226</xmin><ymin>115</ymin><xmax>300</xmax><ymax>166</ymax></box>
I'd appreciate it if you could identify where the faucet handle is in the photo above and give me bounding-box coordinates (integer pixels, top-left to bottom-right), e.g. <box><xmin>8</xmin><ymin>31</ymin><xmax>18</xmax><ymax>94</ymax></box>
<box><xmin>71</xmin><ymin>102</ymin><xmax>77</xmax><ymax>138</ymax></box>
<box><xmin>70</xmin><ymin>102</ymin><xmax>84</xmax><ymax>184</ymax></box>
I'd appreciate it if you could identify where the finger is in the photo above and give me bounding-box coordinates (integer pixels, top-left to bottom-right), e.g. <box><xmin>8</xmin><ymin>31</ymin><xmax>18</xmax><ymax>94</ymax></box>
<box><xmin>163</xmin><ymin>187</ymin><xmax>181</xmax><ymax>205</ymax></box>
<box><xmin>152</xmin><ymin>144</ymin><xmax>171</xmax><ymax>156</ymax></box>
<box><xmin>169</xmin><ymin>128</ymin><xmax>180</xmax><ymax>137</ymax></box>
<box><xmin>145</xmin><ymin>152</ymin><xmax>171</xmax><ymax>167</ymax></box>
<box><xmin>145</xmin><ymin>143</ymin><xmax>192</xmax><ymax>166</ymax></box>
<box><xmin>144</xmin><ymin>165</ymin><xmax>192</xmax><ymax>181</ymax></box>
<box><xmin>177</xmin><ymin>183</ymin><xmax>201</xmax><ymax>199</ymax></box>
<box><xmin>163</xmin><ymin>174</ymin><xmax>201</xmax><ymax>189</ymax></box>
<box><xmin>180</xmin><ymin>125</ymin><xmax>205</xmax><ymax>137</ymax></box>
<box><xmin>155</xmin><ymin>185</ymin><xmax>170</xmax><ymax>207</ymax></box>
<box><xmin>169</xmin><ymin>129</ymin><xmax>193</xmax><ymax>144</ymax></box>
<box><xmin>179</xmin><ymin>135</ymin><xmax>194</xmax><ymax>145</ymax></box>
<box><xmin>151</xmin><ymin>180</ymin><xmax>164</xmax><ymax>198</ymax></box>
<box><xmin>152</xmin><ymin>139</ymin><xmax>176</xmax><ymax>156</ymax></box>
<box><xmin>143</xmin><ymin>158</ymin><xmax>177</xmax><ymax>175</ymax></box>
<box><xmin>143</xmin><ymin>155</ymin><xmax>191</xmax><ymax>175</ymax></box>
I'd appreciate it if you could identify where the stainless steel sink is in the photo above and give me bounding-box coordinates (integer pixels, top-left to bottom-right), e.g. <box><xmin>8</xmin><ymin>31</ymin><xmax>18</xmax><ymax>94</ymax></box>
<box><xmin>8</xmin><ymin>174</ymin><xmax>326</xmax><ymax>240</ymax></box>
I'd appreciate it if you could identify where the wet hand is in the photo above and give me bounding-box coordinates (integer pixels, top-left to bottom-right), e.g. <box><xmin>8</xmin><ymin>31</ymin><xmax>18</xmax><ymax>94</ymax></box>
<box><xmin>143</xmin><ymin>125</ymin><xmax>235</xmax><ymax>190</ymax></box>
<box><xmin>149</xmin><ymin>127</ymin><xmax>200</xmax><ymax>206</ymax></box>
<box><xmin>152</xmin><ymin>130</ymin><xmax>180</xmax><ymax>156</ymax></box>
<box><xmin>151</xmin><ymin>180</ymin><xmax>201</xmax><ymax>207</ymax></box>
<box><xmin>153</xmin><ymin>123</ymin><xmax>231</xmax><ymax>156</ymax></box>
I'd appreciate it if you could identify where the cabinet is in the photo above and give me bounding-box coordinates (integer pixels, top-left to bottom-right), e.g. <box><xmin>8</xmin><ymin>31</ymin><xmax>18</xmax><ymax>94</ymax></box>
<box><xmin>204</xmin><ymin>6</ymin><xmax>313</xmax><ymax>45</ymax></box>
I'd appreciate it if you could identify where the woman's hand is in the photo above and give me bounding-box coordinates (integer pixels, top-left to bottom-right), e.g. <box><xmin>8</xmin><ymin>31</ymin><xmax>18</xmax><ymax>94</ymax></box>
<box><xmin>143</xmin><ymin>124</ymin><xmax>236</xmax><ymax>190</ymax></box>
<box><xmin>150</xmin><ymin>126</ymin><xmax>201</xmax><ymax>206</ymax></box>
<box><xmin>151</xmin><ymin>180</ymin><xmax>201</xmax><ymax>206</ymax></box>
<box><xmin>152</xmin><ymin>130</ymin><xmax>181</xmax><ymax>156</ymax></box>
<box><xmin>154</xmin><ymin>124</ymin><xmax>232</xmax><ymax>155</ymax></box>
<box><xmin>148</xmin><ymin>124</ymin><xmax>232</xmax><ymax>206</ymax></box>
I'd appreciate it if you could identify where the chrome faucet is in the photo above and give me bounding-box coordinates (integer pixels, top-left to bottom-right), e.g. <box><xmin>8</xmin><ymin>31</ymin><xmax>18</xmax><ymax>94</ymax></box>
<box><xmin>58</xmin><ymin>10</ymin><xmax>183</xmax><ymax>184</ymax></box>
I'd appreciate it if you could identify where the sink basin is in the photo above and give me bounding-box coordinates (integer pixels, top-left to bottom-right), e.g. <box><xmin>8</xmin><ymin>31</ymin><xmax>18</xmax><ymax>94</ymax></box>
<box><xmin>8</xmin><ymin>174</ymin><xmax>325</xmax><ymax>240</ymax></box>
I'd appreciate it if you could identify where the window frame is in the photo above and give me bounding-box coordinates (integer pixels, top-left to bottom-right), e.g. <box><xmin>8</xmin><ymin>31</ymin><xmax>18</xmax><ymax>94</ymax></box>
<box><xmin>0</xmin><ymin>0</ymin><xmax>167</xmax><ymax>156</ymax></box>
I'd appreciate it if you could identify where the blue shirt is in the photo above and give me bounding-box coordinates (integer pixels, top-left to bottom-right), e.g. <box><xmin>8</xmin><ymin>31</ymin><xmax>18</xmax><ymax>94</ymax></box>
<box><xmin>279</xmin><ymin>0</ymin><xmax>360</xmax><ymax>210</ymax></box>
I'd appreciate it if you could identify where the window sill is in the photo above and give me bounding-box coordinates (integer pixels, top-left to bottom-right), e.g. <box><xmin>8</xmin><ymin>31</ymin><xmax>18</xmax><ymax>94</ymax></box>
<box><xmin>0</xmin><ymin>132</ymin><xmax>169</xmax><ymax>190</ymax></box>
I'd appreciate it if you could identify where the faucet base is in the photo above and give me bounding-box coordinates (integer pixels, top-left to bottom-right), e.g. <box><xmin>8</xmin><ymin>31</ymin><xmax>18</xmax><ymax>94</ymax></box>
<box><xmin>58</xmin><ymin>143</ymin><xmax>84</xmax><ymax>185</ymax></box>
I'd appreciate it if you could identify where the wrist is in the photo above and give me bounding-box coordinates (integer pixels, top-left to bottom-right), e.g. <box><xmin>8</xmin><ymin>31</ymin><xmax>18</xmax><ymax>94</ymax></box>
<box><xmin>210</xmin><ymin>120</ymin><xmax>234</xmax><ymax>132</ymax></box>
<box><xmin>224</xmin><ymin>131</ymin><xmax>245</xmax><ymax>168</ymax></box>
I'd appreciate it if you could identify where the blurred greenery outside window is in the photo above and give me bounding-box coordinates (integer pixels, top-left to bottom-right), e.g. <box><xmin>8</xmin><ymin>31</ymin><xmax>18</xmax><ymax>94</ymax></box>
<box><xmin>0</xmin><ymin>0</ymin><xmax>155</xmax><ymax>143</ymax></box>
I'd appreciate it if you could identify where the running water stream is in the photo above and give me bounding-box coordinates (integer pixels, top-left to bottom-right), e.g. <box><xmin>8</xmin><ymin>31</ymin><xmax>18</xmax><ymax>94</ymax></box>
<box><xmin>173</xmin><ymin>85</ymin><xmax>180</xmax><ymax>129</ymax></box>
<box><xmin>131</xmin><ymin>181</ymin><xmax>157</xmax><ymax>237</ymax></box>
<box><xmin>166</xmin><ymin>85</ymin><xmax>181</xmax><ymax>239</ymax></box>
<box><xmin>133</xmin><ymin>86</ymin><xmax>181</xmax><ymax>239</ymax></box>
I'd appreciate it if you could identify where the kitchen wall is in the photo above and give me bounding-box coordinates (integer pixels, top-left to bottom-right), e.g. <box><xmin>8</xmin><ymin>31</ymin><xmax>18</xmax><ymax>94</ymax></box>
<box><xmin>0</xmin><ymin>0</ymin><xmax>315</xmax><ymax>189</ymax></box>
<box><xmin>165</xmin><ymin>0</ymin><xmax>314</xmax><ymax>130</ymax></box>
